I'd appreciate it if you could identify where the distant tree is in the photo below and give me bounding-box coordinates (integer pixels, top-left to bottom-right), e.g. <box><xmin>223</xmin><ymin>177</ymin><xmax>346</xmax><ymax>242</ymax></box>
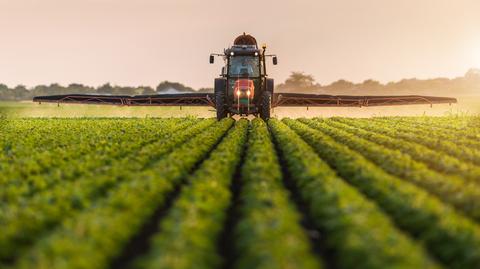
<box><xmin>31</xmin><ymin>85</ymin><xmax>51</xmax><ymax>96</ymax></box>
<box><xmin>325</xmin><ymin>79</ymin><xmax>355</xmax><ymax>92</ymax></box>
<box><xmin>277</xmin><ymin>72</ymin><xmax>321</xmax><ymax>92</ymax></box>
<box><xmin>156</xmin><ymin>81</ymin><xmax>195</xmax><ymax>93</ymax></box>
<box><xmin>68</xmin><ymin>83</ymin><xmax>85</xmax><ymax>88</ymax></box>
<box><xmin>465</xmin><ymin>68</ymin><xmax>480</xmax><ymax>79</ymax></box>
<box><xmin>286</xmin><ymin>72</ymin><xmax>316</xmax><ymax>87</ymax></box>
<box><xmin>358</xmin><ymin>79</ymin><xmax>383</xmax><ymax>91</ymax></box>
<box><xmin>0</xmin><ymin>84</ymin><xmax>29</xmax><ymax>100</ymax></box>
<box><xmin>361</xmin><ymin>79</ymin><xmax>382</xmax><ymax>86</ymax></box>
<box><xmin>0</xmin><ymin>84</ymin><xmax>12</xmax><ymax>100</ymax></box>
<box><xmin>48</xmin><ymin>83</ymin><xmax>67</xmax><ymax>95</ymax></box>
<box><xmin>140</xmin><ymin>86</ymin><xmax>156</xmax><ymax>95</ymax></box>
<box><xmin>13</xmin><ymin>85</ymin><xmax>30</xmax><ymax>100</ymax></box>
<box><xmin>395</xmin><ymin>78</ymin><xmax>419</xmax><ymax>91</ymax></box>
<box><xmin>67</xmin><ymin>83</ymin><xmax>96</xmax><ymax>94</ymax></box>
<box><xmin>97</xmin><ymin>83</ymin><xmax>114</xmax><ymax>94</ymax></box>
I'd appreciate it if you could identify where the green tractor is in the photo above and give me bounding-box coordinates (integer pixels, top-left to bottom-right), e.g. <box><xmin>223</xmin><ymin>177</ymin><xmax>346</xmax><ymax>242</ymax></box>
<box><xmin>210</xmin><ymin>33</ymin><xmax>277</xmax><ymax>120</ymax></box>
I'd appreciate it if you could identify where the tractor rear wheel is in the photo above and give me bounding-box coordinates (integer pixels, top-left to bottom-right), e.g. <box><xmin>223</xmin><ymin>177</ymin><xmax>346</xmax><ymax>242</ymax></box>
<box><xmin>215</xmin><ymin>90</ymin><xmax>227</xmax><ymax>120</ymax></box>
<box><xmin>260</xmin><ymin>91</ymin><xmax>271</xmax><ymax>120</ymax></box>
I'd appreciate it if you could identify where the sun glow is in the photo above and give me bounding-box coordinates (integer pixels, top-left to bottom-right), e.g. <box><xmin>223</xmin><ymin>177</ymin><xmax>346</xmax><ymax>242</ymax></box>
<box><xmin>470</xmin><ymin>39</ymin><xmax>480</xmax><ymax>69</ymax></box>
<box><xmin>474</xmin><ymin>49</ymin><xmax>480</xmax><ymax>68</ymax></box>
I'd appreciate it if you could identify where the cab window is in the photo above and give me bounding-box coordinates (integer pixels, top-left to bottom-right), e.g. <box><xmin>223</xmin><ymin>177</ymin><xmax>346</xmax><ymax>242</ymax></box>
<box><xmin>229</xmin><ymin>56</ymin><xmax>260</xmax><ymax>77</ymax></box>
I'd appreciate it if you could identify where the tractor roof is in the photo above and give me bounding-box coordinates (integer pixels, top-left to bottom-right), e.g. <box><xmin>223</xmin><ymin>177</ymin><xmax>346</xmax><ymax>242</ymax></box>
<box><xmin>233</xmin><ymin>33</ymin><xmax>258</xmax><ymax>47</ymax></box>
<box><xmin>224</xmin><ymin>33</ymin><xmax>261</xmax><ymax>56</ymax></box>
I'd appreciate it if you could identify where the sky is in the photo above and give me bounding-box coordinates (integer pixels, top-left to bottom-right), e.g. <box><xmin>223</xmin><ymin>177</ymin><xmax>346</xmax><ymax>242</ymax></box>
<box><xmin>0</xmin><ymin>0</ymin><xmax>479</xmax><ymax>89</ymax></box>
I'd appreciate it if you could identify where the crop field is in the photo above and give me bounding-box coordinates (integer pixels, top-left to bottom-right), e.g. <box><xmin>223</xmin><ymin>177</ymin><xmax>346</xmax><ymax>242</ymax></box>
<box><xmin>1</xmin><ymin>116</ymin><xmax>480</xmax><ymax>269</ymax></box>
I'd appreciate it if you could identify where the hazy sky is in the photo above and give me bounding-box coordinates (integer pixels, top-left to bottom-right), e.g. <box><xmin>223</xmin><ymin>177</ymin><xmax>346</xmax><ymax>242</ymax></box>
<box><xmin>1</xmin><ymin>0</ymin><xmax>480</xmax><ymax>89</ymax></box>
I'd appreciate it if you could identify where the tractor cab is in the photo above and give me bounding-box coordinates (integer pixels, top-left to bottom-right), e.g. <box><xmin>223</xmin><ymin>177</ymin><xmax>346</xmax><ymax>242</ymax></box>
<box><xmin>210</xmin><ymin>33</ymin><xmax>277</xmax><ymax>119</ymax></box>
<box><xmin>228</xmin><ymin>56</ymin><xmax>259</xmax><ymax>78</ymax></box>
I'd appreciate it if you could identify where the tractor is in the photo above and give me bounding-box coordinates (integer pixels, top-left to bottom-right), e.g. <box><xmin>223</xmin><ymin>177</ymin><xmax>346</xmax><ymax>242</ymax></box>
<box><xmin>33</xmin><ymin>33</ymin><xmax>457</xmax><ymax>116</ymax></box>
<box><xmin>209</xmin><ymin>33</ymin><xmax>277</xmax><ymax>120</ymax></box>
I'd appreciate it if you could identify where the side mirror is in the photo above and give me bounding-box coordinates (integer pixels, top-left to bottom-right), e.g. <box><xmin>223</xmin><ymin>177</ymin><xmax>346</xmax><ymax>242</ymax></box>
<box><xmin>273</xmin><ymin>56</ymin><xmax>278</xmax><ymax>65</ymax></box>
<box><xmin>209</xmin><ymin>55</ymin><xmax>214</xmax><ymax>64</ymax></box>
<box><xmin>221</xmin><ymin>67</ymin><xmax>225</xmax><ymax>75</ymax></box>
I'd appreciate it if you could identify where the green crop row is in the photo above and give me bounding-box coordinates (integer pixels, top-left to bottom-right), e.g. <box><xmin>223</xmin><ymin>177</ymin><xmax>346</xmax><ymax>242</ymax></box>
<box><xmin>232</xmin><ymin>119</ymin><xmax>321</xmax><ymax>269</ymax></box>
<box><xmin>284</xmin><ymin>119</ymin><xmax>480</xmax><ymax>268</ymax></box>
<box><xmin>11</xmin><ymin>119</ymin><xmax>234</xmax><ymax>269</ymax></box>
<box><xmin>270</xmin><ymin>119</ymin><xmax>439</xmax><ymax>269</ymax></box>
<box><xmin>372</xmin><ymin>116</ymin><xmax>480</xmax><ymax>138</ymax></box>
<box><xmin>0</xmin><ymin>119</ymin><xmax>113</xmax><ymax>179</ymax></box>
<box><xmin>358</xmin><ymin>118</ymin><xmax>480</xmax><ymax>165</ymax></box>
<box><xmin>371</xmin><ymin>115</ymin><xmax>480</xmax><ymax>130</ymax></box>
<box><xmin>1</xmin><ymin>116</ymin><xmax>479</xmax><ymax>269</ymax></box>
<box><xmin>371</xmin><ymin>117</ymin><xmax>480</xmax><ymax>149</ymax></box>
<box><xmin>329</xmin><ymin>117</ymin><xmax>480</xmax><ymax>182</ymax></box>
<box><xmin>300</xmin><ymin>118</ymin><xmax>480</xmax><ymax>222</ymax></box>
<box><xmin>0</xmin><ymin>119</ymin><xmax>215</xmax><ymax>262</ymax></box>
<box><xmin>0</xmin><ymin>119</ymin><xmax>198</xmax><ymax>202</ymax></box>
<box><xmin>0</xmin><ymin>118</ymin><xmax>172</xmax><ymax>179</ymax></box>
<box><xmin>133</xmin><ymin>119</ymin><xmax>248</xmax><ymax>269</ymax></box>
<box><xmin>0</xmin><ymin>119</ymin><xmax>184</xmax><ymax>177</ymax></box>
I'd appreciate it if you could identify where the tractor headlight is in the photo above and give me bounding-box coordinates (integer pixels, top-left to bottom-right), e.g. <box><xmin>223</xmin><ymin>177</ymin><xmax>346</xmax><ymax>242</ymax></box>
<box><xmin>230</xmin><ymin>52</ymin><xmax>234</xmax><ymax>56</ymax></box>
<box><xmin>254</xmin><ymin>52</ymin><xmax>258</xmax><ymax>56</ymax></box>
<box><xmin>236</xmin><ymin>90</ymin><xmax>241</xmax><ymax>96</ymax></box>
<box><xmin>247</xmin><ymin>90</ymin><xmax>251</xmax><ymax>96</ymax></box>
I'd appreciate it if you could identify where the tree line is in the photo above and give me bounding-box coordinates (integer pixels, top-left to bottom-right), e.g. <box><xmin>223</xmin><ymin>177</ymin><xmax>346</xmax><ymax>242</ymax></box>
<box><xmin>0</xmin><ymin>81</ymin><xmax>213</xmax><ymax>101</ymax></box>
<box><xmin>1</xmin><ymin>69</ymin><xmax>479</xmax><ymax>101</ymax></box>
<box><xmin>276</xmin><ymin>69</ymin><xmax>480</xmax><ymax>96</ymax></box>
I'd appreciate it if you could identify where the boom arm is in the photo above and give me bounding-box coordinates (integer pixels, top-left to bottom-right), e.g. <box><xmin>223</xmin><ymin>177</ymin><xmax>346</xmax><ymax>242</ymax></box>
<box><xmin>33</xmin><ymin>93</ymin><xmax>457</xmax><ymax>108</ymax></box>
<box><xmin>271</xmin><ymin>93</ymin><xmax>457</xmax><ymax>108</ymax></box>
<box><xmin>33</xmin><ymin>93</ymin><xmax>216</xmax><ymax>107</ymax></box>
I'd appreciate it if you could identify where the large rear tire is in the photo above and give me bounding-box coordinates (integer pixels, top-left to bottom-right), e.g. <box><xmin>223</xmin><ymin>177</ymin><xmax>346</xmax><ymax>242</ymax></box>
<box><xmin>215</xmin><ymin>90</ymin><xmax>227</xmax><ymax>120</ymax></box>
<box><xmin>260</xmin><ymin>91</ymin><xmax>271</xmax><ymax>120</ymax></box>
<box><xmin>266</xmin><ymin>78</ymin><xmax>274</xmax><ymax>93</ymax></box>
<box><xmin>214</xmin><ymin>78</ymin><xmax>227</xmax><ymax>120</ymax></box>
